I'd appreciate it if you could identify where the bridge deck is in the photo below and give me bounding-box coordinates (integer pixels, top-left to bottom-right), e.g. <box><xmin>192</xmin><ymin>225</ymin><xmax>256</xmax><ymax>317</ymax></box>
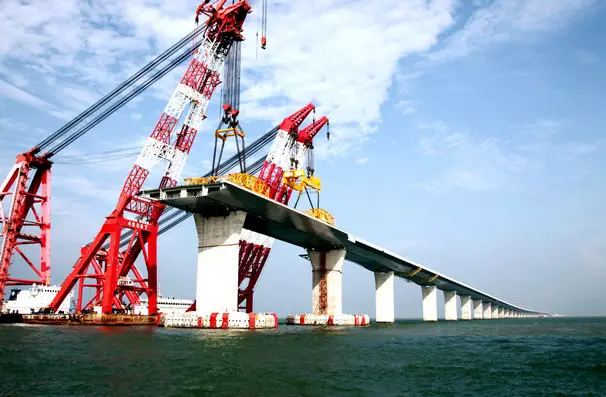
<box><xmin>140</xmin><ymin>182</ymin><xmax>540</xmax><ymax>314</ymax></box>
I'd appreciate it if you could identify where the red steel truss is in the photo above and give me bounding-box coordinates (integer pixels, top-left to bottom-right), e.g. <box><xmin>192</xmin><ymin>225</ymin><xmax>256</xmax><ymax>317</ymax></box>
<box><xmin>0</xmin><ymin>150</ymin><xmax>52</xmax><ymax>309</ymax></box>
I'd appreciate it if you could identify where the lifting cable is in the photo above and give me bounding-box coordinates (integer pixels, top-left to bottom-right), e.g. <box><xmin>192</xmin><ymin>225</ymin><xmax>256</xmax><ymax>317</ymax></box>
<box><xmin>36</xmin><ymin>24</ymin><xmax>206</xmax><ymax>155</ymax></box>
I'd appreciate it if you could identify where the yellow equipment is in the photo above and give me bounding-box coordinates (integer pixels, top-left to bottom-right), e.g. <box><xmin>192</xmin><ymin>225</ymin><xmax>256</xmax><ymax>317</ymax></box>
<box><xmin>184</xmin><ymin>173</ymin><xmax>270</xmax><ymax>197</ymax></box>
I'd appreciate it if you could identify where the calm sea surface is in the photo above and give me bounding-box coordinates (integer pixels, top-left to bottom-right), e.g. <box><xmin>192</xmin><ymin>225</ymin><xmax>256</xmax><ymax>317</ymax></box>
<box><xmin>1</xmin><ymin>317</ymin><xmax>605</xmax><ymax>396</ymax></box>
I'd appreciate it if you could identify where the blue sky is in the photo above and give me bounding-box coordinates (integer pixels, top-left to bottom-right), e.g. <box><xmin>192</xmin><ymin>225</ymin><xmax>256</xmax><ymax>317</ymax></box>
<box><xmin>1</xmin><ymin>0</ymin><xmax>604</xmax><ymax>317</ymax></box>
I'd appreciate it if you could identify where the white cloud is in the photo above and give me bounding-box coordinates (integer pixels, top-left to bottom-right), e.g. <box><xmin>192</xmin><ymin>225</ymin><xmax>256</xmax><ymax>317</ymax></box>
<box><xmin>415</xmin><ymin>120</ymin><xmax>531</xmax><ymax>192</ymax></box>
<box><xmin>0</xmin><ymin>79</ymin><xmax>59</xmax><ymax>114</ymax></box>
<box><xmin>356</xmin><ymin>157</ymin><xmax>368</xmax><ymax>165</ymax></box>
<box><xmin>426</xmin><ymin>0</ymin><xmax>599</xmax><ymax>63</ymax></box>
<box><xmin>395</xmin><ymin>100</ymin><xmax>417</xmax><ymax>116</ymax></box>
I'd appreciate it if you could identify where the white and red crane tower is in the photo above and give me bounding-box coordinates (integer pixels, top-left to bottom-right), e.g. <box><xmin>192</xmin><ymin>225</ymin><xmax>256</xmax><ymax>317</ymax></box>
<box><xmin>47</xmin><ymin>0</ymin><xmax>253</xmax><ymax>315</ymax></box>
<box><xmin>237</xmin><ymin>106</ymin><xmax>330</xmax><ymax>312</ymax></box>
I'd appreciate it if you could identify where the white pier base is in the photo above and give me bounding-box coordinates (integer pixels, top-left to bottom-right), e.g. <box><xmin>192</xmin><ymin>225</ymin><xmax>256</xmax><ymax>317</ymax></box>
<box><xmin>483</xmin><ymin>302</ymin><xmax>492</xmax><ymax>319</ymax></box>
<box><xmin>460</xmin><ymin>296</ymin><xmax>472</xmax><ymax>320</ymax></box>
<box><xmin>194</xmin><ymin>211</ymin><xmax>246</xmax><ymax>314</ymax></box>
<box><xmin>444</xmin><ymin>290</ymin><xmax>457</xmax><ymax>321</ymax></box>
<box><xmin>473</xmin><ymin>299</ymin><xmax>483</xmax><ymax>320</ymax></box>
<box><xmin>374</xmin><ymin>271</ymin><xmax>395</xmax><ymax>323</ymax></box>
<box><xmin>422</xmin><ymin>285</ymin><xmax>438</xmax><ymax>322</ymax></box>
<box><xmin>498</xmin><ymin>306</ymin><xmax>505</xmax><ymax>319</ymax></box>
<box><xmin>491</xmin><ymin>305</ymin><xmax>499</xmax><ymax>319</ymax></box>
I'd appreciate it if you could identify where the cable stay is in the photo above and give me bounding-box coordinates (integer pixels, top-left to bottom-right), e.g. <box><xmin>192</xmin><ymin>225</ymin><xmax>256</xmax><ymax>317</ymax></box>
<box><xmin>36</xmin><ymin>24</ymin><xmax>207</xmax><ymax>156</ymax></box>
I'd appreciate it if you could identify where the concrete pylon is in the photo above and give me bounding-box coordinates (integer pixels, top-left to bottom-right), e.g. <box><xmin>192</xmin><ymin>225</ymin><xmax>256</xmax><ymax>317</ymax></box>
<box><xmin>472</xmin><ymin>299</ymin><xmax>483</xmax><ymax>319</ymax></box>
<box><xmin>422</xmin><ymin>285</ymin><xmax>438</xmax><ymax>321</ymax></box>
<box><xmin>374</xmin><ymin>271</ymin><xmax>395</xmax><ymax>323</ymax></box>
<box><xmin>194</xmin><ymin>211</ymin><xmax>247</xmax><ymax>314</ymax></box>
<box><xmin>444</xmin><ymin>290</ymin><xmax>457</xmax><ymax>321</ymax></box>
<box><xmin>308</xmin><ymin>249</ymin><xmax>346</xmax><ymax>315</ymax></box>
<box><xmin>483</xmin><ymin>302</ymin><xmax>492</xmax><ymax>319</ymax></box>
<box><xmin>498</xmin><ymin>306</ymin><xmax>505</xmax><ymax>319</ymax></box>
<box><xmin>460</xmin><ymin>296</ymin><xmax>472</xmax><ymax>320</ymax></box>
<box><xmin>491</xmin><ymin>305</ymin><xmax>499</xmax><ymax>319</ymax></box>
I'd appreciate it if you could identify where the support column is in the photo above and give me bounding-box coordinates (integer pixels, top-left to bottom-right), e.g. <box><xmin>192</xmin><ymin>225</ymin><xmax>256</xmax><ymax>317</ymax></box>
<box><xmin>473</xmin><ymin>299</ymin><xmax>483</xmax><ymax>319</ymax></box>
<box><xmin>444</xmin><ymin>290</ymin><xmax>457</xmax><ymax>321</ymax></box>
<box><xmin>483</xmin><ymin>302</ymin><xmax>492</xmax><ymax>319</ymax></box>
<box><xmin>491</xmin><ymin>305</ymin><xmax>499</xmax><ymax>319</ymax></box>
<box><xmin>460</xmin><ymin>296</ymin><xmax>472</xmax><ymax>320</ymax></box>
<box><xmin>498</xmin><ymin>306</ymin><xmax>505</xmax><ymax>319</ymax></box>
<box><xmin>422</xmin><ymin>285</ymin><xmax>438</xmax><ymax>322</ymax></box>
<box><xmin>374</xmin><ymin>271</ymin><xmax>394</xmax><ymax>323</ymax></box>
<box><xmin>194</xmin><ymin>211</ymin><xmax>246</xmax><ymax>314</ymax></box>
<box><xmin>309</xmin><ymin>249</ymin><xmax>346</xmax><ymax>315</ymax></box>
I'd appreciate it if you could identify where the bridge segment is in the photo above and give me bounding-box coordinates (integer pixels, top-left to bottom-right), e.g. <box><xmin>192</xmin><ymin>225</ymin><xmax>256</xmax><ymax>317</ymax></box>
<box><xmin>140</xmin><ymin>181</ymin><xmax>547</xmax><ymax>321</ymax></box>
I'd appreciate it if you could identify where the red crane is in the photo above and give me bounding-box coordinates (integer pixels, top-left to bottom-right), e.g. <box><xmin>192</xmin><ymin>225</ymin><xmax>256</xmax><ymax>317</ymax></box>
<box><xmin>237</xmin><ymin>107</ymin><xmax>330</xmax><ymax>313</ymax></box>
<box><xmin>47</xmin><ymin>0</ymin><xmax>253</xmax><ymax>315</ymax></box>
<box><xmin>0</xmin><ymin>13</ymin><xmax>218</xmax><ymax>310</ymax></box>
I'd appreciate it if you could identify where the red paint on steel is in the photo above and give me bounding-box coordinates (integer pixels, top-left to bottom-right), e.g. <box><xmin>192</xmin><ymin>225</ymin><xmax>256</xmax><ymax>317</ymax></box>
<box><xmin>0</xmin><ymin>152</ymin><xmax>52</xmax><ymax>308</ymax></box>
<box><xmin>272</xmin><ymin>313</ymin><xmax>278</xmax><ymax>328</ymax></box>
<box><xmin>210</xmin><ymin>312</ymin><xmax>218</xmax><ymax>328</ymax></box>
<box><xmin>248</xmin><ymin>313</ymin><xmax>255</xmax><ymax>329</ymax></box>
<box><xmin>221</xmin><ymin>313</ymin><xmax>229</xmax><ymax>329</ymax></box>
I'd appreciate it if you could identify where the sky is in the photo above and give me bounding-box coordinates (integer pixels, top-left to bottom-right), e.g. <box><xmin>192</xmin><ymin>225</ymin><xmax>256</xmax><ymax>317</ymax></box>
<box><xmin>0</xmin><ymin>0</ymin><xmax>605</xmax><ymax>318</ymax></box>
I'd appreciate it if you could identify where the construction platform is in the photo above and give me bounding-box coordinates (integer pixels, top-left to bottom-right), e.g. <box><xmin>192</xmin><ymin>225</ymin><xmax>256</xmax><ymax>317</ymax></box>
<box><xmin>20</xmin><ymin>313</ymin><xmax>159</xmax><ymax>326</ymax></box>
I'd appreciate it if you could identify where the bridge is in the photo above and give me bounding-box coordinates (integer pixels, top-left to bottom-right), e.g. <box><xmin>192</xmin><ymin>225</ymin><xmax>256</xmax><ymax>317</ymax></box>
<box><xmin>140</xmin><ymin>180</ymin><xmax>547</xmax><ymax>323</ymax></box>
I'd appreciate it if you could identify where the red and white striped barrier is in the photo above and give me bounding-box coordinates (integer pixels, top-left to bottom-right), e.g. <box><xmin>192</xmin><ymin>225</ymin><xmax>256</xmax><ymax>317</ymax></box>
<box><xmin>285</xmin><ymin>313</ymin><xmax>370</xmax><ymax>326</ymax></box>
<box><xmin>159</xmin><ymin>312</ymin><xmax>278</xmax><ymax>329</ymax></box>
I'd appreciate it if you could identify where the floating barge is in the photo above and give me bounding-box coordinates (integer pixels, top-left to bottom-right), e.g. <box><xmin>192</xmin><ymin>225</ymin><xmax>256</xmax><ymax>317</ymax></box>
<box><xmin>21</xmin><ymin>313</ymin><xmax>158</xmax><ymax>326</ymax></box>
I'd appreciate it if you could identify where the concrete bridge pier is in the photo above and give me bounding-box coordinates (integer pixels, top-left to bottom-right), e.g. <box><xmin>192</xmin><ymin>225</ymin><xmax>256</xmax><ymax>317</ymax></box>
<box><xmin>422</xmin><ymin>285</ymin><xmax>438</xmax><ymax>321</ymax></box>
<box><xmin>444</xmin><ymin>290</ymin><xmax>458</xmax><ymax>320</ymax></box>
<box><xmin>483</xmin><ymin>302</ymin><xmax>492</xmax><ymax>319</ymax></box>
<box><xmin>460</xmin><ymin>296</ymin><xmax>472</xmax><ymax>320</ymax></box>
<box><xmin>194</xmin><ymin>211</ymin><xmax>247</xmax><ymax>314</ymax></box>
<box><xmin>155</xmin><ymin>210</ymin><xmax>279</xmax><ymax>329</ymax></box>
<box><xmin>309</xmin><ymin>249</ymin><xmax>345</xmax><ymax>315</ymax></box>
<box><xmin>286</xmin><ymin>249</ymin><xmax>369</xmax><ymax>326</ymax></box>
<box><xmin>498</xmin><ymin>307</ymin><xmax>505</xmax><ymax>319</ymax></box>
<box><xmin>491</xmin><ymin>305</ymin><xmax>499</xmax><ymax>319</ymax></box>
<box><xmin>374</xmin><ymin>271</ymin><xmax>395</xmax><ymax>323</ymax></box>
<box><xmin>473</xmin><ymin>299</ymin><xmax>483</xmax><ymax>319</ymax></box>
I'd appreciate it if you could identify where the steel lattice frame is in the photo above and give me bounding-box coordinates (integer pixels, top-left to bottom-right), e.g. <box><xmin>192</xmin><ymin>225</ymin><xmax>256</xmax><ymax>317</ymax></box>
<box><xmin>0</xmin><ymin>152</ymin><xmax>52</xmax><ymax>309</ymax></box>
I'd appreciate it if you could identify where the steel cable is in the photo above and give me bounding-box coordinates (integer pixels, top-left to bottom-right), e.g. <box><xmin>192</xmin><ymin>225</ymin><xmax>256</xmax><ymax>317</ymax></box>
<box><xmin>37</xmin><ymin>25</ymin><xmax>206</xmax><ymax>153</ymax></box>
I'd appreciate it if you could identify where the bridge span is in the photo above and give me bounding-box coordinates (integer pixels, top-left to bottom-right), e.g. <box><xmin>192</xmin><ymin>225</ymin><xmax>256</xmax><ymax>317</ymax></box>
<box><xmin>140</xmin><ymin>181</ymin><xmax>547</xmax><ymax>322</ymax></box>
